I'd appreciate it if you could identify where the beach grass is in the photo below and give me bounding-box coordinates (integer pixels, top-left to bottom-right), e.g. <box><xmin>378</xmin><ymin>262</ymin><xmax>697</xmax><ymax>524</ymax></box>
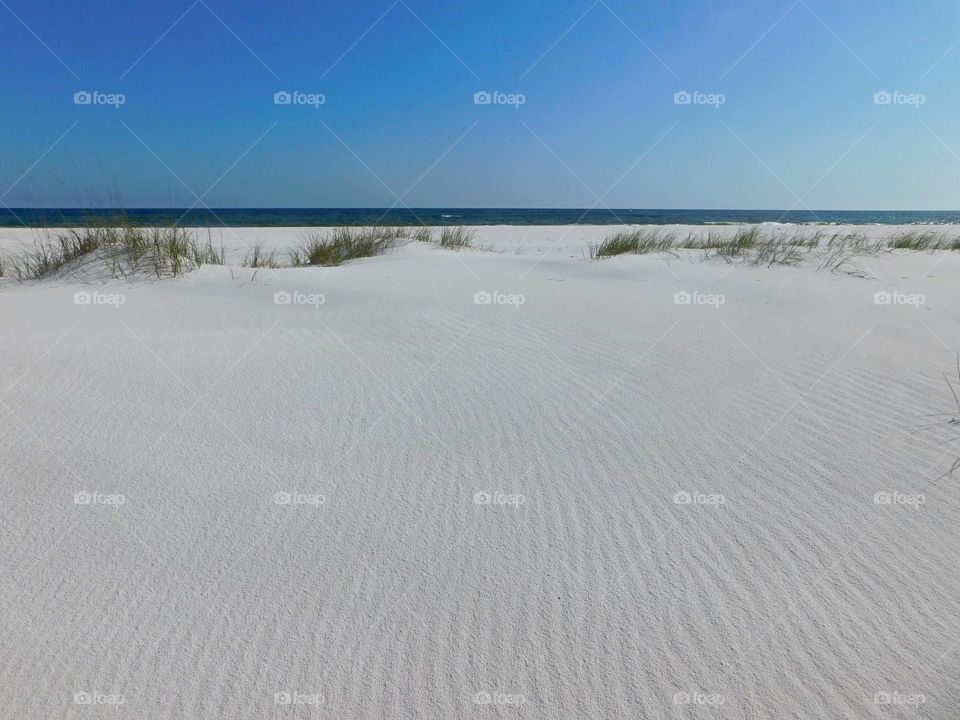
<box><xmin>589</xmin><ymin>228</ymin><xmax>678</xmax><ymax>258</ymax></box>
<box><xmin>412</xmin><ymin>226</ymin><xmax>434</xmax><ymax>243</ymax></box>
<box><xmin>289</xmin><ymin>226</ymin><xmax>400</xmax><ymax>267</ymax></box>
<box><xmin>7</xmin><ymin>219</ymin><xmax>960</xmax><ymax>281</ymax></box>
<box><xmin>437</xmin><ymin>226</ymin><xmax>477</xmax><ymax>250</ymax></box>
<box><xmin>589</xmin><ymin>225</ymin><xmax>960</xmax><ymax>268</ymax></box>
<box><xmin>8</xmin><ymin>223</ymin><xmax>223</xmax><ymax>280</ymax></box>
<box><xmin>243</xmin><ymin>240</ymin><xmax>279</xmax><ymax>268</ymax></box>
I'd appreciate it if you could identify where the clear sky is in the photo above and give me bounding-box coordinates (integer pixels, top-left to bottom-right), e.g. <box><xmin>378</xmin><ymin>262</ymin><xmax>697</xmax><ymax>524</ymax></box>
<box><xmin>2</xmin><ymin>0</ymin><xmax>960</xmax><ymax>209</ymax></box>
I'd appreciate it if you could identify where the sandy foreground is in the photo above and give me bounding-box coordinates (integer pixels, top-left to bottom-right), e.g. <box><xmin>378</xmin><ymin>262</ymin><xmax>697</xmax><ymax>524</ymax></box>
<box><xmin>1</xmin><ymin>224</ymin><xmax>959</xmax><ymax>719</ymax></box>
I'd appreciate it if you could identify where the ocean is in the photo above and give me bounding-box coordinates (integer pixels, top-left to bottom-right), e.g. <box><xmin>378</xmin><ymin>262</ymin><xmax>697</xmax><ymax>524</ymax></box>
<box><xmin>3</xmin><ymin>208</ymin><xmax>960</xmax><ymax>227</ymax></box>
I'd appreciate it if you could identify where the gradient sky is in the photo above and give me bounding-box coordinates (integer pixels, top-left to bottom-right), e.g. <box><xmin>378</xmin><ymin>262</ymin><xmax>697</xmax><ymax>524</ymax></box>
<box><xmin>2</xmin><ymin>0</ymin><xmax>960</xmax><ymax>209</ymax></box>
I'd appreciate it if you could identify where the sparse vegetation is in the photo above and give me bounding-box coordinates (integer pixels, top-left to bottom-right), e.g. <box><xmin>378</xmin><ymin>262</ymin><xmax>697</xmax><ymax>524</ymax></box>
<box><xmin>243</xmin><ymin>240</ymin><xmax>279</xmax><ymax>268</ymax></box>
<box><xmin>5</xmin><ymin>218</ymin><xmax>960</xmax><ymax>282</ymax></box>
<box><xmin>886</xmin><ymin>230</ymin><xmax>960</xmax><ymax>251</ymax></box>
<box><xmin>917</xmin><ymin>356</ymin><xmax>960</xmax><ymax>479</ymax></box>
<box><xmin>590</xmin><ymin>228</ymin><xmax>678</xmax><ymax>258</ymax></box>
<box><xmin>412</xmin><ymin>226</ymin><xmax>434</xmax><ymax>243</ymax></box>
<box><xmin>6</xmin><ymin>223</ymin><xmax>223</xmax><ymax>280</ymax></box>
<box><xmin>289</xmin><ymin>226</ymin><xmax>401</xmax><ymax>267</ymax></box>
<box><xmin>189</xmin><ymin>232</ymin><xmax>226</xmax><ymax>268</ymax></box>
<box><xmin>588</xmin><ymin>225</ymin><xmax>960</xmax><ymax>271</ymax></box>
<box><xmin>438</xmin><ymin>225</ymin><xmax>477</xmax><ymax>250</ymax></box>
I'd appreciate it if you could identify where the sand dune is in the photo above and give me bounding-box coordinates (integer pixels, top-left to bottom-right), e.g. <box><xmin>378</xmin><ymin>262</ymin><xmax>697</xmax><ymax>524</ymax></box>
<box><xmin>1</xmin><ymin>225</ymin><xmax>959</xmax><ymax>718</ymax></box>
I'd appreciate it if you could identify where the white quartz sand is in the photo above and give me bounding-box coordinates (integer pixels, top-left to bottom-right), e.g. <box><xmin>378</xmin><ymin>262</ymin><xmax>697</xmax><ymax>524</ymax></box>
<box><xmin>1</xmin><ymin>224</ymin><xmax>958</xmax><ymax>718</ymax></box>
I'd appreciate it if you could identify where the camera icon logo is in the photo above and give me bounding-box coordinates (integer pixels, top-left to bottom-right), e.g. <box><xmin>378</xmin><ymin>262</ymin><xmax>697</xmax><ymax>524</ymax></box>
<box><xmin>873</xmin><ymin>91</ymin><xmax>892</xmax><ymax>105</ymax></box>
<box><xmin>473</xmin><ymin>91</ymin><xmax>492</xmax><ymax>105</ymax></box>
<box><xmin>73</xmin><ymin>91</ymin><xmax>92</xmax><ymax>105</ymax></box>
<box><xmin>873</xmin><ymin>291</ymin><xmax>892</xmax><ymax>305</ymax></box>
<box><xmin>673</xmin><ymin>91</ymin><xmax>692</xmax><ymax>105</ymax></box>
<box><xmin>673</xmin><ymin>291</ymin><xmax>692</xmax><ymax>305</ymax></box>
<box><xmin>74</xmin><ymin>291</ymin><xmax>92</xmax><ymax>305</ymax></box>
<box><xmin>273</xmin><ymin>291</ymin><xmax>292</xmax><ymax>305</ymax></box>
<box><xmin>274</xmin><ymin>91</ymin><xmax>292</xmax><ymax>105</ymax></box>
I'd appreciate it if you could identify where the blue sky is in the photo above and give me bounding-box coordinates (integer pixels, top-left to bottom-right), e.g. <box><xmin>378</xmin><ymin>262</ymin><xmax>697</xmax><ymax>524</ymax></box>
<box><xmin>2</xmin><ymin>0</ymin><xmax>960</xmax><ymax>209</ymax></box>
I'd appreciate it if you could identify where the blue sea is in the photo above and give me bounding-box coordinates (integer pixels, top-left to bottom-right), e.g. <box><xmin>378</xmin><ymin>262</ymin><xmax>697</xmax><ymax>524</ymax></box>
<box><xmin>3</xmin><ymin>208</ymin><xmax>960</xmax><ymax>227</ymax></box>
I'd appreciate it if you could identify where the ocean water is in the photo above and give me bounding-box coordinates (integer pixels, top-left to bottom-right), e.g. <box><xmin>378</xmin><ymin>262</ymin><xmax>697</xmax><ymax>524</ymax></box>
<box><xmin>3</xmin><ymin>208</ymin><xmax>960</xmax><ymax>227</ymax></box>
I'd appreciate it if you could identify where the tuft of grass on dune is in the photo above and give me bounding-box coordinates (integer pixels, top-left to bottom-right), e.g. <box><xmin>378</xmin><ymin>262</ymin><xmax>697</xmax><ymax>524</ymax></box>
<box><xmin>707</xmin><ymin>226</ymin><xmax>762</xmax><ymax>259</ymax></box>
<box><xmin>412</xmin><ymin>226</ymin><xmax>434</xmax><ymax>243</ymax></box>
<box><xmin>588</xmin><ymin>224</ymin><xmax>960</xmax><ymax>271</ymax></box>
<box><xmin>589</xmin><ymin>228</ymin><xmax>678</xmax><ymax>258</ymax></box>
<box><xmin>189</xmin><ymin>231</ymin><xmax>226</xmax><ymax>269</ymax></box>
<box><xmin>7</xmin><ymin>221</ymin><xmax>224</xmax><ymax>281</ymax></box>
<box><xmin>408</xmin><ymin>224</ymin><xmax>475</xmax><ymax>249</ymax></box>
<box><xmin>885</xmin><ymin>230</ymin><xmax>960</xmax><ymax>251</ymax></box>
<box><xmin>437</xmin><ymin>225</ymin><xmax>477</xmax><ymax>250</ymax></box>
<box><xmin>10</xmin><ymin>228</ymin><xmax>102</xmax><ymax>280</ymax></box>
<box><xmin>243</xmin><ymin>240</ymin><xmax>279</xmax><ymax>268</ymax></box>
<box><xmin>289</xmin><ymin>226</ymin><xmax>400</xmax><ymax>267</ymax></box>
<box><xmin>706</xmin><ymin>227</ymin><xmax>819</xmax><ymax>266</ymax></box>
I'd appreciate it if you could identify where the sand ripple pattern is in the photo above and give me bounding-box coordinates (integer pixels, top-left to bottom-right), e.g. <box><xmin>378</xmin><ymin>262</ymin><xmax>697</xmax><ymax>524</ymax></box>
<box><xmin>2</xmin><ymin>247</ymin><xmax>960</xmax><ymax>718</ymax></box>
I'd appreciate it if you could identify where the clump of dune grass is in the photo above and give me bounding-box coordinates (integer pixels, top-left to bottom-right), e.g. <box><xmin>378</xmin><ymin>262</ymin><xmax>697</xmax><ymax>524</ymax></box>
<box><xmin>243</xmin><ymin>241</ymin><xmax>279</xmax><ymax>268</ymax></box>
<box><xmin>188</xmin><ymin>232</ymin><xmax>225</xmax><ymax>268</ymax></box>
<box><xmin>887</xmin><ymin>230</ymin><xmax>939</xmax><ymax>250</ymax></box>
<box><xmin>7</xmin><ymin>221</ymin><xmax>225</xmax><ymax>280</ymax></box>
<box><xmin>587</xmin><ymin>224</ymin><xmax>960</xmax><ymax>271</ymax></box>
<box><xmin>289</xmin><ymin>226</ymin><xmax>397</xmax><ymax>267</ymax></box>
<box><xmin>589</xmin><ymin>228</ymin><xmax>678</xmax><ymax>258</ymax></box>
<box><xmin>710</xmin><ymin>226</ymin><xmax>763</xmax><ymax>258</ymax></box>
<box><xmin>9</xmin><ymin>228</ymin><xmax>104</xmax><ymax>280</ymax></box>
<box><xmin>412</xmin><ymin>226</ymin><xmax>434</xmax><ymax>243</ymax></box>
<box><xmin>885</xmin><ymin>230</ymin><xmax>960</xmax><ymax>251</ymax></box>
<box><xmin>143</xmin><ymin>226</ymin><xmax>192</xmax><ymax>277</ymax></box>
<box><xmin>438</xmin><ymin>225</ymin><xmax>476</xmax><ymax>250</ymax></box>
<box><xmin>817</xmin><ymin>232</ymin><xmax>885</xmax><ymax>275</ymax></box>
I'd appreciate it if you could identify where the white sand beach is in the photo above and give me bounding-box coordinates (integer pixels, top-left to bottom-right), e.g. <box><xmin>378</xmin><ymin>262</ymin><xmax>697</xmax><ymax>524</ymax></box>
<box><xmin>2</xmin><ymin>224</ymin><xmax>959</xmax><ymax>718</ymax></box>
